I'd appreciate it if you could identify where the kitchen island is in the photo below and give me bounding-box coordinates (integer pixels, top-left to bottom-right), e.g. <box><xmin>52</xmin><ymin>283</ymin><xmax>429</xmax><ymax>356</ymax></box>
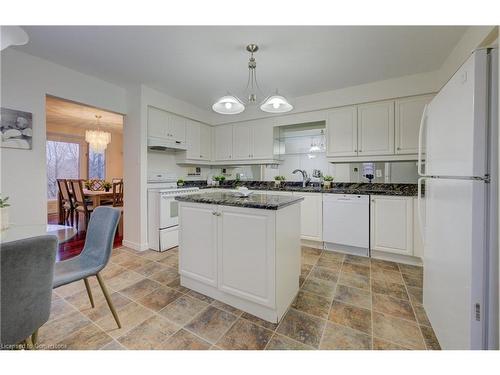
<box><xmin>175</xmin><ymin>191</ymin><xmax>304</xmax><ymax>323</ymax></box>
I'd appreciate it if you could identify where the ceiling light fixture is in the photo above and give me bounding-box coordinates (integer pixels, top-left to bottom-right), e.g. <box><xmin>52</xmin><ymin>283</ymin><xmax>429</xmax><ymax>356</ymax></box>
<box><xmin>0</xmin><ymin>26</ymin><xmax>29</xmax><ymax>51</ymax></box>
<box><xmin>212</xmin><ymin>44</ymin><xmax>293</xmax><ymax>115</ymax></box>
<box><xmin>85</xmin><ymin>115</ymin><xmax>111</xmax><ymax>153</ymax></box>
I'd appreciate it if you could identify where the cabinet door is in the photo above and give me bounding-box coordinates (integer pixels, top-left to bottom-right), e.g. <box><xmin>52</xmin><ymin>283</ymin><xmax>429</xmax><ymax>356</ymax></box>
<box><xmin>147</xmin><ymin>107</ymin><xmax>169</xmax><ymax>138</ymax></box>
<box><xmin>179</xmin><ymin>203</ymin><xmax>218</xmax><ymax>286</ymax></box>
<box><xmin>370</xmin><ymin>196</ymin><xmax>413</xmax><ymax>255</ymax></box>
<box><xmin>199</xmin><ymin>124</ymin><xmax>212</xmax><ymax>160</ymax></box>
<box><xmin>293</xmin><ymin>192</ymin><xmax>322</xmax><ymax>241</ymax></box>
<box><xmin>252</xmin><ymin>122</ymin><xmax>275</xmax><ymax>159</ymax></box>
<box><xmin>326</xmin><ymin>106</ymin><xmax>358</xmax><ymax>157</ymax></box>
<box><xmin>218</xmin><ymin>206</ymin><xmax>275</xmax><ymax>307</ymax></box>
<box><xmin>358</xmin><ymin>101</ymin><xmax>395</xmax><ymax>156</ymax></box>
<box><xmin>214</xmin><ymin>125</ymin><xmax>233</xmax><ymax>161</ymax></box>
<box><xmin>185</xmin><ymin>120</ymin><xmax>201</xmax><ymax>159</ymax></box>
<box><xmin>168</xmin><ymin>114</ymin><xmax>186</xmax><ymax>144</ymax></box>
<box><xmin>395</xmin><ymin>95</ymin><xmax>433</xmax><ymax>154</ymax></box>
<box><xmin>232</xmin><ymin>124</ymin><xmax>252</xmax><ymax>160</ymax></box>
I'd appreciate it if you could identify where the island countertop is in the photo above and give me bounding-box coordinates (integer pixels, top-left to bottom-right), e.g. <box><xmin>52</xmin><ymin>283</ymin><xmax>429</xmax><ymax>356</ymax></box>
<box><xmin>175</xmin><ymin>191</ymin><xmax>304</xmax><ymax>210</ymax></box>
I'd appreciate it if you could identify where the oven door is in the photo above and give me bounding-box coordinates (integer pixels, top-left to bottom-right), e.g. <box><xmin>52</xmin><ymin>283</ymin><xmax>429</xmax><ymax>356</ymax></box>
<box><xmin>159</xmin><ymin>194</ymin><xmax>179</xmax><ymax>229</ymax></box>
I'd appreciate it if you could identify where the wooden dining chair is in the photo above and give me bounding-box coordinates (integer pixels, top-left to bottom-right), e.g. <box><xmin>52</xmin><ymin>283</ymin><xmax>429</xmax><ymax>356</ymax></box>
<box><xmin>112</xmin><ymin>181</ymin><xmax>124</xmax><ymax>236</ymax></box>
<box><xmin>70</xmin><ymin>179</ymin><xmax>94</xmax><ymax>231</ymax></box>
<box><xmin>56</xmin><ymin>179</ymin><xmax>75</xmax><ymax>226</ymax></box>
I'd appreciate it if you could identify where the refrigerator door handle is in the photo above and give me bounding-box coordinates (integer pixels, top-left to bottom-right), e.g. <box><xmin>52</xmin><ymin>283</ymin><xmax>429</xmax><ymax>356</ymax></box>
<box><xmin>417</xmin><ymin>177</ymin><xmax>427</xmax><ymax>244</ymax></box>
<box><xmin>417</xmin><ymin>104</ymin><xmax>428</xmax><ymax>177</ymax></box>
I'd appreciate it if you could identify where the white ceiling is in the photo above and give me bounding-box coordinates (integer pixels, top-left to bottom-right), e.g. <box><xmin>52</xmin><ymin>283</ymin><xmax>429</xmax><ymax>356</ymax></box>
<box><xmin>18</xmin><ymin>26</ymin><xmax>467</xmax><ymax>111</ymax></box>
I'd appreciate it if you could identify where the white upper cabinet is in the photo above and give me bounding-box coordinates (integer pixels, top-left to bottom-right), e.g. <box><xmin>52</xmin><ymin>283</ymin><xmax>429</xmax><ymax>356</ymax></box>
<box><xmin>214</xmin><ymin>125</ymin><xmax>234</xmax><ymax>161</ymax></box>
<box><xmin>358</xmin><ymin>100</ymin><xmax>395</xmax><ymax>156</ymax></box>
<box><xmin>147</xmin><ymin>106</ymin><xmax>186</xmax><ymax>145</ymax></box>
<box><xmin>199</xmin><ymin>123</ymin><xmax>212</xmax><ymax>161</ymax></box>
<box><xmin>185</xmin><ymin>120</ymin><xmax>201</xmax><ymax>159</ymax></box>
<box><xmin>395</xmin><ymin>95</ymin><xmax>433</xmax><ymax>154</ymax></box>
<box><xmin>326</xmin><ymin>106</ymin><xmax>358</xmax><ymax>157</ymax></box>
<box><xmin>370</xmin><ymin>195</ymin><xmax>413</xmax><ymax>256</ymax></box>
<box><xmin>251</xmin><ymin>121</ymin><xmax>275</xmax><ymax>159</ymax></box>
<box><xmin>233</xmin><ymin>124</ymin><xmax>253</xmax><ymax>159</ymax></box>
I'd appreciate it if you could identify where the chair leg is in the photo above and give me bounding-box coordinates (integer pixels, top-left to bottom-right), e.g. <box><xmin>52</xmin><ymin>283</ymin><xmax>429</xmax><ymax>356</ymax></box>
<box><xmin>31</xmin><ymin>329</ymin><xmax>39</xmax><ymax>348</ymax></box>
<box><xmin>75</xmin><ymin>211</ymin><xmax>79</xmax><ymax>231</ymax></box>
<box><xmin>95</xmin><ymin>273</ymin><xmax>121</xmax><ymax>328</ymax></box>
<box><xmin>83</xmin><ymin>278</ymin><xmax>95</xmax><ymax>308</ymax></box>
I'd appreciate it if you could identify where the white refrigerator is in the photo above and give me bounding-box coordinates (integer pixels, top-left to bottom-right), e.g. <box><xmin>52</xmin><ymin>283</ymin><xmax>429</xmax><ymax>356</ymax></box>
<box><xmin>418</xmin><ymin>48</ymin><xmax>498</xmax><ymax>350</ymax></box>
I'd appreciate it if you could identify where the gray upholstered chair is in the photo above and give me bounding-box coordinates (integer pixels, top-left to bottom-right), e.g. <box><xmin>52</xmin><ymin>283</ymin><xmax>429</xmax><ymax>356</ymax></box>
<box><xmin>53</xmin><ymin>206</ymin><xmax>121</xmax><ymax>328</ymax></box>
<box><xmin>1</xmin><ymin>235</ymin><xmax>58</xmax><ymax>348</ymax></box>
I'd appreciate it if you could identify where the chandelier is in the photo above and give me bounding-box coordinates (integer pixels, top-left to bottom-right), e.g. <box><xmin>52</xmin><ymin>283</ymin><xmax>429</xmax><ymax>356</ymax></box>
<box><xmin>212</xmin><ymin>44</ymin><xmax>293</xmax><ymax>115</ymax></box>
<box><xmin>85</xmin><ymin>115</ymin><xmax>111</xmax><ymax>153</ymax></box>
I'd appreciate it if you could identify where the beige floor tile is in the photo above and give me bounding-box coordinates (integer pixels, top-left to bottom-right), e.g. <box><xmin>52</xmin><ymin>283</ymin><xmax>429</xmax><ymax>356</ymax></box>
<box><xmin>371</xmin><ymin>278</ymin><xmax>409</xmax><ymax>300</ymax></box>
<box><xmin>38</xmin><ymin>311</ymin><xmax>92</xmax><ymax>347</ymax></box>
<box><xmin>373</xmin><ymin>337</ymin><xmax>407</xmax><ymax>350</ymax></box>
<box><xmin>301</xmin><ymin>264</ymin><xmax>313</xmax><ymax>278</ymax></box>
<box><xmin>302</xmin><ymin>246</ymin><xmax>322</xmax><ymax>256</ymax></box>
<box><xmin>276</xmin><ymin>308</ymin><xmax>326</xmax><ymax>348</ymax></box>
<box><xmin>344</xmin><ymin>254</ymin><xmax>371</xmax><ymax>266</ymax></box>
<box><xmin>407</xmin><ymin>287</ymin><xmax>423</xmax><ymax>304</ymax></box>
<box><xmin>186</xmin><ymin>290</ymin><xmax>215</xmax><ymax>303</ymax></box>
<box><xmin>57</xmin><ymin>323</ymin><xmax>113</xmax><ymax>350</ymax></box>
<box><xmin>118</xmin><ymin>278</ymin><xmax>161</xmax><ymax>301</ymax></box>
<box><xmin>160</xmin><ymin>329</ymin><xmax>211</xmax><ymax>350</ymax></box>
<box><xmin>105</xmin><ymin>269</ymin><xmax>144</xmax><ymax>291</ymax></box>
<box><xmin>136</xmin><ymin>250</ymin><xmax>171</xmax><ymax>261</ymax></box>
<box><xmin>216</xmin><ymin>318</ymin><xmax>273</xmax><ymax>350</ymax></box>
<box><xmin>372</xmin><ymin>293</ymin><xmax>416</xmax><ymax>321</ymax></box>
<box><xmin>371</xmin><ymin>267</ymin><xmax>404</xmax><ymax>284</ymax></box>
<box><xmin>137</xmin><ymin>286</ymin><xmax>183</xmax><ymax>311</ymax></box>
<box><xmin>121</xmin><ymin>256</ymin><xmax>153</xmax><ymax>272</ymax></box>
<box><xmin>301</xmin><ymin>253</ymin><xmax>321</xmax><ymax>266</ymax></box>
<box><xmin>211</xmin><ymin>300</ymin><xmax>244</xmax><ymax>316</ymax></box>
<box><xmin>320</xmin><ymin>322</ymin><xmax>371</xmax><ymax>350</ymax></box>
<box><xmin>99</xmin><ymin>263</ymin><xmax>128</xmax><ymax>280</ymax></box>
<box><xmin>420</xmin><ymin>325</ymin><xmax>441</xmax><ymax>350</ymax></box>
<box><xmin>100</xmin><ymin>340</ymin><xmax>125</xmax><ymax>350</ymax></box>
<box><xmin>118</xmin><ymin>315</ymin><xmax>179</xmax><ymax>349</ymax></box>
<box><xmin>320</xmin><ymin>251</ymin><xmax>345</xmax><ymax>262</ymax></box>
<box><xmin>341</xmin><ymin>262</ymin><xmax>370</xmax><ymax>278</ymax></box>
<box><xmin>49</xmin><ymin>298</ymin><xmax>78</xmax><ymax>321</ymax></box>
<box><xmin>291</xmin><ymin>291</ymin><xmax>331</xmax><ymax>319</ymax></box>
<box><xmin>184</xmin><ymin>306</ymin><xmax>238</xmax><ymax>343</ymax></box>
<box><xmin>413</xmin><ymin>304</ymin><xmax>431</xmax><ymax>327</ymax></box>
<box><xmin>134</xmin><ymin>261</ymin><xmax>167</xmax><ymax>277</ymax></box>
<box><xmin>54</xmin><ymin>280</ymin><xmax>87</xmax><ymax>298</ymax></box>
<box><xmin>159</xmin><ymin>295</ymin><xmax>209</xmax><ymax>326</ymax></box>
<box><xmin>166</xmin><ymin>277</ymin><xmax>190</xmax><ymax>293</ymax></box>
<box><xmin>241</xmin><ymin>312</ymin><xmax>279</xmax><ymax>331</ymax></box>
<box><xmin>111</xmin><ymin>252</ymin><xmax>143</xmax><ymax>267</ymax></box>
<box><xmin>316</xmin><ymin>257</ymin><xmax>342</xmax><ymax>272</ymax></box>
<box><xmin>334</xmin><ymin>284</ymin><xmax>371</xmax><ymax>309</ymax></box>
<box><xmin>80</xmin><ymin>292</ymin><xmax>132</xmax><ymax>322</ymax></box>
<box><xmin>309</xmin><ymin>266</ymin><xmax>339</xmax><ymax>282</ymax></box>
<box><xmin>398</xmin><ymin>263</ymin><xmax>423</xmax><ymax>277</ymax></box>
<box><xmin>149</xmin><ymin>266</ymin><xmax>179</xmax><ymax>286</ymax></box>
<box><xmin>265</xmin><ymin>333</ymin><xmax>313</xmax><ymax>350</ymax></box>
<box><xmin>402</xmin><ymin>272</ymin><xmax>423</xmax><ymax>288</ymax></box>
<box><xmin>158</xmin><ymin>253</ymin><xmax>179</xmax><ymax>268</ymax></box>
<box><xmin>96</xmin><ymin>301</ymin><xmax>154</xmax><ymax>338</ymax></box>
<box><xmin>338</xmin><ymin>272</ymin><xmax>370</xmax><ymax>291</ymax></box>
<box><xmin>328</xmin><ymin>300</ymin><xmax>371</xmax><ymax>334</ymax></box>
<box><xmin>301</xmin><ymin>277</ymin><xmax>336</xmax><ymax>299</ymax></box>
<box><xmin>371</xmin><ymin>258</ymin><xmax>400</xmax><ymax>272</ymax></box>
<box><xmin>372</xmin><ymin>312</ymin><xmax>425</xmax><ymax>349</ymax></box>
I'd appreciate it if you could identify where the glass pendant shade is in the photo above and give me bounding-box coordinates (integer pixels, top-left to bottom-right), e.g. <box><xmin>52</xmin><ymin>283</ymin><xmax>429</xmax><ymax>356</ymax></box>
<box><xmin>260</xmin><ymin>94</ymin><xmax>293</xmax><ymax>113</ymax></box>
<box><xmin>212</xmin><ymin>95</ymin><xmax>245</xmax><ymax>114</ymax></box>
<box><xmin>0</xmin><ymin>26</ymin><xmax>29</xmax><ymax>51</ymax></box>
<box><xmin>85</xmin><ymin>130</ymin><xmax>111</xmax><ymax>153</ymax></box>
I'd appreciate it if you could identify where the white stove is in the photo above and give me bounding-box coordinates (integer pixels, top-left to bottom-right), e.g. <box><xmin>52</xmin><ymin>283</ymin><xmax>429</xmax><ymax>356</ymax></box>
<box><xmin>147</xmin><ymin>172</ymin><xmax>199</xmax><ymax>252</ymax></box>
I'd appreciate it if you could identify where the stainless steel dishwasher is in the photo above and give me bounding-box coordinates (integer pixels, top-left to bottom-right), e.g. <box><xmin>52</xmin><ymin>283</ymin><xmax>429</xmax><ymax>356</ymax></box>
<box><xmin>322</xmin><ymin>194</ymin><xmax>370</xmax><ymax>256</ymax></box>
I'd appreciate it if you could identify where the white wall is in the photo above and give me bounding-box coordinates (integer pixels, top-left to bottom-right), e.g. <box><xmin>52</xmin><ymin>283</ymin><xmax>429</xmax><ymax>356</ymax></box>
<box><xmin>0</xmin><ymin>49</ymin><xmax>126</xmax><ymax>225</ymax></box>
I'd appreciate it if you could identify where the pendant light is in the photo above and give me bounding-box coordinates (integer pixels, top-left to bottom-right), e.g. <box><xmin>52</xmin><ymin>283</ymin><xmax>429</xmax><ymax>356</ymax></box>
<box><xmin>212</xmin><ymin>44</ymin><xmax>293</xmax><ymax>115</ymax></box>
<box><xmin>0</xmin><ymin>26</ymin><xmax>29</xmax><ymax>51</ymax></box>
<box><xmin>85</xmin><ymin>115</ymin><xmax>111</xmax><ymax>153</ymax></box>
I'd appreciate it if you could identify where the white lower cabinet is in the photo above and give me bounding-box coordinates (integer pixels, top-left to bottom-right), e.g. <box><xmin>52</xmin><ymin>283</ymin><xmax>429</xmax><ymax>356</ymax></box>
<box><xmin>370</xmin><ymin>195</ymin><xmax>413</xmax><ymax>256</ymax></box>
<box><xmin>178</xmin><ymin>201</ymin><xmax>301</xmax><ymax>323</ymax></box>
<box><xmin>293</xmin><ymin>192</ymin><xmax>323</xmax><ymax>241</ymax></box>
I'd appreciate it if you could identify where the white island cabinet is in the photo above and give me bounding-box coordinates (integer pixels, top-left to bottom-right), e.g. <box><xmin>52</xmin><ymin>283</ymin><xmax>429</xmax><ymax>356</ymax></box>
<box><xmin>177</xmin><ymin>192</ymin><xmax>303</xmax><ymax>323</ymax></box>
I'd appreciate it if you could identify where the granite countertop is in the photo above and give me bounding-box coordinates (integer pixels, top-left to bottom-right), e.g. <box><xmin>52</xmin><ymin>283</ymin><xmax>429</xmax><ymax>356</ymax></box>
<box><xmin>183</xmin><ymin>181</ymin><xmax>418</xmax><ymax>197</ymax></box>
<box><xmin>175</xmin><ymin>191</ymin><xmax>304</xmax><ymax>210</ymax></box>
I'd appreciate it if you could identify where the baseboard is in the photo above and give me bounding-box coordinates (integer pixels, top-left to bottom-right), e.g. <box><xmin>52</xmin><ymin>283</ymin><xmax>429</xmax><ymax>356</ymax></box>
<box><xmin>121</xmin><ymin>239</ymin><xmax>149</xmax><ymax>252</ymax></box>
<box><xmin>301</xmin><ymin>239</ymin><xmax>323</xmax><ymax>249</ymax></box>
<box><xmin>324</xmin><ymin>242</ymin><xmax>369</xmax><ymax>257</ymax></box>
<box><xmin>370</xmin><ymin>250</ymin><xmax>423</xmax><ymax>266</ymax></box>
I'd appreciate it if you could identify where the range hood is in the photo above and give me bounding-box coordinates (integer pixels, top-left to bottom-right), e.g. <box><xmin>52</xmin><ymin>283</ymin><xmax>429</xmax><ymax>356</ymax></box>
<box><xmin>147</xmin><ymin>137</ymin><xmax>187</xmax><ymax>151</ymax></box>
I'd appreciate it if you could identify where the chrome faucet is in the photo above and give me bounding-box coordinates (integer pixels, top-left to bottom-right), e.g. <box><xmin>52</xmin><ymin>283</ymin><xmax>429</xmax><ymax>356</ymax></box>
<box><xmin>292</xmin><ymin>169</ymin><xmax>311</xmax><ymax>187</ymax></box>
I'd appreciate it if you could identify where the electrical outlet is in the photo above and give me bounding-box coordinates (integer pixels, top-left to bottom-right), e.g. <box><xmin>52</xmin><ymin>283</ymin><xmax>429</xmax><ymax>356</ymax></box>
<box><xmin>376</xmin><ymin>169</ymin><xmax>382</xmax><ymax>178</ymax></box>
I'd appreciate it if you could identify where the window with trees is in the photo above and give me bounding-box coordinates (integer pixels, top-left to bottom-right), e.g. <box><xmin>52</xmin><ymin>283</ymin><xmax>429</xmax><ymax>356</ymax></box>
<box><xmin>46</xmin><ymin>140</ymin><xmax>80</xmax><ymax>199</ymax></box>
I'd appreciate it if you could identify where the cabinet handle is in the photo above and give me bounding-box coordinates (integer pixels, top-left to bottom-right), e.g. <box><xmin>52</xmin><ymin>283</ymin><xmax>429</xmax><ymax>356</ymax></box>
<box><xmin>371</xmin><ymin>199</ymin><xmax>375</xmax><ymax>203</ymax></box>
<box><xmin>397</xmin><ymin>147</ymin><xmax>401</xmax><ymax>150</ymax></box>
<box><xmin>212</xmin><ymin>211</ymin><xmax>217</xmax><ymax>215</ymax></box>
<box><xmin>359</xmin><ymin>149</ymin><xmax>362</xmax><ymax>152</ymax></box>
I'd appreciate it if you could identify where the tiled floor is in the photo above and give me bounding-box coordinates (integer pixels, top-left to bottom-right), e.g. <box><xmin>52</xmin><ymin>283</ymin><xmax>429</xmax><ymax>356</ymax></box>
<box><xmin>41</xmin><ymin>246</ymin><xmax>440</xmax><ymax>350</ymax></box>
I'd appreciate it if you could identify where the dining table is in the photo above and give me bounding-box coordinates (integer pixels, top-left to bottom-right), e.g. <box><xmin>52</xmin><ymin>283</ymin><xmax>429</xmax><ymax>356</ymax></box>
<box><xmin>57</xmin><ymin>189</ymin><xmax>114</xmax><ymax>225</ymax></box>
<box><xmin>0</xmin><ymin>224</ymin><xmax>77</xmax><ymax>245</ymax></box>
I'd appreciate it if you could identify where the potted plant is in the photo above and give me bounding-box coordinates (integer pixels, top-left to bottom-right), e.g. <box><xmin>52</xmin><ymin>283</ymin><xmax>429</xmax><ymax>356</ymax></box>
<box><xmin>103</xmin><ymin>181</ymin><xmax>113</xmax><ymax>192</ymax></box>
<box><xmin>274</xmin><ymin>175</ymin><xmax>286</xmax><ymax>187</ymax></box>
<box><xmin>177</xmin><ymin>178</ymin><xmax>185</xmax><ymax>187</ymax></box>
<box><xmin>84</xmin><ymin>180</ymin><xmax>92</xmax><ymax>190</ymax></box>
<box><xmin>0</xmin><ymin>196</ymin><xmax>10</xmax><ymax>231</ymax></box>
<box><xmin>214</xmin><ymin>175</ymin><xmax>226</xmax><ymax>186</ymax></box>
<box><xmin>323</xmin><ymin>175</ymin><xmax>334</xmax><ymax>189</ymax></box>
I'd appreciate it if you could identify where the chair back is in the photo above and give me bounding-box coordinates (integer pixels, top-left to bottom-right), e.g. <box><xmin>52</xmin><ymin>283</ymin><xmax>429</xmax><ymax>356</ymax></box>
<box><xmin>57</xmin><ymin>179</ymin><xmax>72</xmax><ymax>205</ymax></box>
<box><xmin>80</xmin><ymin>206</ymin><xmax>120</xmax><ymax>270</ymax></box>
<box><xmin>112</xmin><ymin>181</ymin><xmax>124</xmax><ymax>207</ymax></box>
<box><xmin>69</xmin><ymin>179</ymin><xmax>86</xmax><ymax>206</ymax></box>
<box><xmin>1</xmin><ymin>235</ymin><xmax>58</xmax><ymax>346</ymax></box>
